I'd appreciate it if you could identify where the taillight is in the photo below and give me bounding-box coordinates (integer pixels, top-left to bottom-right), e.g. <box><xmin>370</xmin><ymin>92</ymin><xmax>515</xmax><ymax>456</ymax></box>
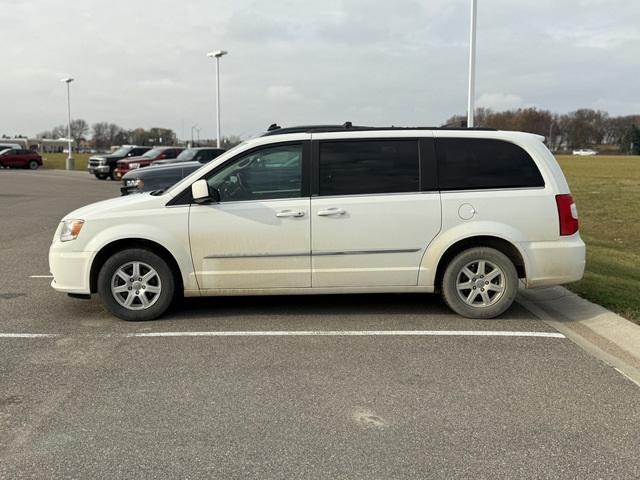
<box><xmin>556</xmin><ymin>194</ymin><xmax>579</xmax><ymax>236</ymax></box>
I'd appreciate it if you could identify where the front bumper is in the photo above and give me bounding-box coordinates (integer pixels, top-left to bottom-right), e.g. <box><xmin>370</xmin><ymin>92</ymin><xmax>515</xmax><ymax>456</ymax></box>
<box><xmin>49</xmin><ymin>246</ymin><xmax>93</xmax><ymax>294</ymax></box>
<box><xmin>88</xmin><ymin>162</ymin><xmax>109</xmax><ymax>174</ymax></box>
<box><xmin>113</xmin><ymin>168</ymin><xmax>127</xmax><ymax>180</ymax></box>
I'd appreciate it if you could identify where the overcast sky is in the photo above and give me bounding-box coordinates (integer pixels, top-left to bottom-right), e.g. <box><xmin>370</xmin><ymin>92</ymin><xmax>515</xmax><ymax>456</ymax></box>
<box><xmin>2</xmin><ymin>0</ymin><xmax>639</xmax><ymax>140</ymax></box>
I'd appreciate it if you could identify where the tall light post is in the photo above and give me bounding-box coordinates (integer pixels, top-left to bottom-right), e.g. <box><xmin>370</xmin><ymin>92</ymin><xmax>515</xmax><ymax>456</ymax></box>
<box><xmin>191</xmin><ymin>124</ymin><xmax>198</xmax><ymax>147</ymax></box>
<box><xmin>206</xmin><ymin>50</ymin><xmax>228</xmax><ymax>148</ymax></box>
<box><xmin>467</xmin><ymin>0</ymin><xmax>478</xmax><ymax>128</ymax></box>
<box><xmin>61</xmin><ymin>77</ymin><xmax>74</xmax><ymax>169</ymax></box>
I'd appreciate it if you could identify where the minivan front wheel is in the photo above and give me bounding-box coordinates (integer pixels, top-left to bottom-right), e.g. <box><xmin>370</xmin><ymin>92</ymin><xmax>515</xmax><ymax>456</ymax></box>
<box><xmin>441</xmin><ymin>247</ymin><xmax>518</xmax><ymax>319</ymax></box>
<box><xmin>97</xmin><ymin>248</ymin><xmax>175</xmax><ymax>321</ymax></box>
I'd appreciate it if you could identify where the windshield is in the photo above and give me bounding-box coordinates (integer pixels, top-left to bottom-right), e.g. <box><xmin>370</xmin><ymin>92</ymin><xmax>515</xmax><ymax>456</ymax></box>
<box><xmin>142</xmin><ymin>148</ymin><xmax>163</xmax><ymax>158</ymax></box>
<box><xmin>112</xmin><ymin>146</ymin><xmax>131</xmax><ymax>156</ymax></box>
<box><xmin>175</xmin><ymin>149</ymin><xmax>198</xmax><ymax>161</ymax></box>
<box><xmin>0</xmin><ymin>148</ymin><xmax>10</xmax><ymax>156</ymax></box>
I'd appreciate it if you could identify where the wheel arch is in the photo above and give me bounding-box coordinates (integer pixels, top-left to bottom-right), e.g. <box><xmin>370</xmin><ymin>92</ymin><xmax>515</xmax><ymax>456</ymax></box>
<box><xmin>89</xmin><ymin>238</ymin><xmax>184</xmax><ymax>295</ymax></box>
<box><xmin>433</xmin><ymin>236</ymin><xmax>526</xmax><ymax>291</ymax></box>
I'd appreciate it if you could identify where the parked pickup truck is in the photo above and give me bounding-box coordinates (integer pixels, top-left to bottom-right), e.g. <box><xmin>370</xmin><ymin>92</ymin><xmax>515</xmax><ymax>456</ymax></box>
<box><xmin>88</xmin><ymin>146</ymin><xmax>151</xmax><ymax>180</ymax></box>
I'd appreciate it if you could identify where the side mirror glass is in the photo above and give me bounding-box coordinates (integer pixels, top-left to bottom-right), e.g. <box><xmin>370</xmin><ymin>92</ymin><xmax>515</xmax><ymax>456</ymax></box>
<box><xmin>191</xmin><ymin>179</ymin><xmax>220</xmax><ymax>204</ymax></box>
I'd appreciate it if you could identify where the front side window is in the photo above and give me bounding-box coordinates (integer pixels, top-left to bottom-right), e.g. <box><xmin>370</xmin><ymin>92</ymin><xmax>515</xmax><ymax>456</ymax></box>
<box><xmin>318</xmin><ymin>140</ymin><xmax>420</xmax><ymax>196</ymax></box>
<box><xmin>206</xmin><ymin>143</ymin><xmax>303</xmax><ymax>202</ymax></box>
<box><xmin>436</xmin><ymin>138</ymin><xmax>545</xmax><ymax>190</ymax></box>
<box><xmin>177</xmin><ymin>149</ymin><xmax>198</xmax><ymax>162</ymax></box>
<box><xmin>142</xmin><ymin>148</ymin><xmax>163</xmax><ymax>158</ymax></box>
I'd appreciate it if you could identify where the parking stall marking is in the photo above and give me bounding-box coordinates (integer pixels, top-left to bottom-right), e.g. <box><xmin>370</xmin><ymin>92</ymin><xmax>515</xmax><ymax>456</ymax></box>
<box><xmin>125</xmin><ymin>330</ymin><xmax>566</xmax><ymax>338</ymax></box>
<box><xmin>0</xmin><ymin>333</ymin><xmax>61</xmax><ymax>338</ymax></box>
<box><xmin>0</xmin><ymin>330</ymin><xmax>566</xmax><ymax>339</ymax></box>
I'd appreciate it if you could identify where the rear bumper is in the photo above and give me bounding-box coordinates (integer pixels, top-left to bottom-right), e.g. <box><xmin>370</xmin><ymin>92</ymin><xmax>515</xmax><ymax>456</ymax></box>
<box><xmin>518</xmin><ymin>234</ymin><xmax>586</xmax><ymax>288</ymax></box>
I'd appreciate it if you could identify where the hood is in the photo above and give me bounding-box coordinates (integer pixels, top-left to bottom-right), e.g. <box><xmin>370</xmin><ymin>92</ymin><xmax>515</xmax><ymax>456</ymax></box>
<box><xmin>62</xmin><ymin>191</ymin><xmax>165</xmax><ymax>221</ymax></box>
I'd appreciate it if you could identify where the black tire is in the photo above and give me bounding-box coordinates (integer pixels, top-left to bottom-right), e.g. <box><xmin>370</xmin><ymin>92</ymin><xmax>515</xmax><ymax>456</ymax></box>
<box><xmin>109</xmin><ymin>169</ymin><xmax>116</xmax><ymax>181</ymax></box>
<box><xmin>441</xmin><ymin>247</ymin><xmax>518</xmax><ymax>319</ymax></box>
<box><xmin>97</xmin><ymin>248</ymin><xmax>176</xmax><ymax>321</ymax></box>
<box><xmin>95</xmin><ymin>173</ymin><xmax>108</xmax><ymax>180</ymax></box>
<box><xmin>27</xmin><ymin>160</ymin><xmax>39</xmax><ymax>170</ymax></box>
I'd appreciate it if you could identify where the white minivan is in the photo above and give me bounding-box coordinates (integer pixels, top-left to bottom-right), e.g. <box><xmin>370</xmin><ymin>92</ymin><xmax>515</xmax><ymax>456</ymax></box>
<box><xmin>49</xmin><ymin>125</ymin><xmax>585</xmax><ymax>321</ymax></box>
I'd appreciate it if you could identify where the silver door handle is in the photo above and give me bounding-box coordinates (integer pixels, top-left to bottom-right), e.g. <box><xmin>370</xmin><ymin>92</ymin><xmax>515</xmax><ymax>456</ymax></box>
<box><xmin>317</xmin><ymin>208</ymin><xmax>346</xmax><ymax>216</ymax></box>
<box><xmin>276</xmin><ymin>210</ymin><xmax>305</xmax><ymax>218</ymax></box>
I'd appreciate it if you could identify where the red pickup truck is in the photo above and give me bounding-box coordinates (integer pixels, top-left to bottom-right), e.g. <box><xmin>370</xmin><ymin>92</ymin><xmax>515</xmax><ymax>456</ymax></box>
<box><xmin>0</xmin><ymin>149</ymin><xmax>42</xmax><ymax>169</ymax></box>
<box><xmin>114</xmin><ymin>147</ymin><xmax>183</xmax><ymax>179</ymax></box>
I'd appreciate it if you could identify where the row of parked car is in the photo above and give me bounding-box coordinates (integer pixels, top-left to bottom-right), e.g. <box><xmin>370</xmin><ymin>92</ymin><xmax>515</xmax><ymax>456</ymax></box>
<box><xmin>87</xmin><ymin>145</ymin><xmax>226</xmax><ymax>194</ymax></box>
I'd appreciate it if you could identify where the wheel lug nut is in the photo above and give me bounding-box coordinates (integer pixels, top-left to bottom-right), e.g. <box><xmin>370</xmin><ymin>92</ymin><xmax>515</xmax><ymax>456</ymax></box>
<box><xmin>138</xmin><ymin>278</ymin><xmax>142</xmax><ymax>281</ymax></box>
<box><xmin>473</xmin><ymin>286</ymin><xmax>476</xmax><ymax>290</ymax></box>
<box><xmin>481</xmin><ymin>288</ymin><xmax>485</xmax><ymax>292</ymax></box>
<box><xmin>142</xmin><ymin>286</ymin><xmax>146</xmax><ymax>289</ymax></box>
<box><xmin>485</xmin><ymin>281</ymin><xmax>489</xmax><ymax>285</ymax></box>
<box><xmin>128</xmin><ymin>287</ymin><xmax>132</xmax><ymax>290</ymax></box>
<box><xmin>135</xmin><ymin>291</ymin><xmax>139</xmax><ymax>295</ymax></box>
<box><xmin>129</xmin><ymin>278</ymin><xmax>133</xmax><ymax>282</ymax></box>
<box><xmin>472</xmin><ymin>277</ymin><xmax>476</xmax><ymax>281</ymax></box>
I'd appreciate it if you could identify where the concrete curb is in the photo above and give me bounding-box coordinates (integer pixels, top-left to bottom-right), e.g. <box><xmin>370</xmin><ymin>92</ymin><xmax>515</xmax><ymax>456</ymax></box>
<box><xmin>517</xmin><ymin>286</ymin><xmax>640</xmax><ymax>387</ymax></box>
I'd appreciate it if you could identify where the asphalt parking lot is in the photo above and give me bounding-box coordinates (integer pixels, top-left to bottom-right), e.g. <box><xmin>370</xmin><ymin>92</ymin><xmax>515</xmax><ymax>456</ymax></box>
<box><xmin>1</xmin><ymin>169</ymin><xmax>639</xmax><ymax>479</ymax></box>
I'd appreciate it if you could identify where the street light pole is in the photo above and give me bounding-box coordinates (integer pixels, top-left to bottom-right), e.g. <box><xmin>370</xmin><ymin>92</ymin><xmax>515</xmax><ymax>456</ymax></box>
<box><xmin>61</xmin><ymin>77</ymin><xmax>74</xmax><ymax>169</ymax></box>
<box><xmin>191</xmin><ymin>124</ymin><xmax>198</xmax><ymax>147</ymax></box>
<box><xmin>467</xmin><ymin>0</ymin><xmax>477</xmax><ymax>128</ymax></box>
<box><xmin>207</xmin><ymin>50</ymin><xmax>228</xmax><ymax>148</ymax></box>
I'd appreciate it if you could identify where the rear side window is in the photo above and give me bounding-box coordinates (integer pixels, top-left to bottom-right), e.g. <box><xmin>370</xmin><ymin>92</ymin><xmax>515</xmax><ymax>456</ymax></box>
<box><xmin>319</xmin><ymin>140</ymin><xmax>419</xmax><ymax>196</ymax></box>
<box><xmin>436</xmin><ymin>138</ymin><xmax>544</xmax><ymax>190</ymax></box>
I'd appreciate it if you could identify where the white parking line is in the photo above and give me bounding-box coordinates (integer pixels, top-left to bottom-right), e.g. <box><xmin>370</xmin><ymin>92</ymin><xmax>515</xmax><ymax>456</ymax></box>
<box><xmin>124</xmin><ymin>330</ymin><xmax>566</xmax><ymax>338</ymax></box>
<box><xmin>29</xmin><ymin>275</ymin><xmax>54</xmax><ymax>278</ymax></box>
<box><xmin>0</xmin><ymin>333</ymin><xmax>60</xmax><ymax>338</ymax></box>
<box><xmin>0</xmin><ymin>330</ymin><xmax>566</xmax><ymax>339</ymax></box>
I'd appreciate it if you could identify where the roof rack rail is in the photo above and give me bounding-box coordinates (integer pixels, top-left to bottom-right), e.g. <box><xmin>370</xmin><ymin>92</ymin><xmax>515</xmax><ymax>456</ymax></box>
<box><xmin>262</xmin><ymin>122</ymin><xmax>496</xmax><ymax>136</ymax></box>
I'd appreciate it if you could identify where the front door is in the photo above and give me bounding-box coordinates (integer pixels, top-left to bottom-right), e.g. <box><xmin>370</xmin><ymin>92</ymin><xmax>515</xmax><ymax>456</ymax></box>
<box><xmin>189</xmin><ymin>140</ymin><xmax>312</xmax><ymax>290</ymax></box>
<box><xmin>310</xmin><ymin>137</ymin><xmax>441</xmax><ymax>287</ymax></box>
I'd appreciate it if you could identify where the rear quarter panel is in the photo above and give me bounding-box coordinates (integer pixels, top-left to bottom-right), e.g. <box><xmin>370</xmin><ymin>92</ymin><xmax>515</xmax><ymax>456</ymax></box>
<box><xmin>418</xmin><ymin>132</ymin><xmax>566</xmax><ymax>287</ymax></box>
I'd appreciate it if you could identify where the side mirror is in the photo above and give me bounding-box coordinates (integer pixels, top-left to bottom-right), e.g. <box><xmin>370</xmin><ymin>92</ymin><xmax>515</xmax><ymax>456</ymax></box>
<box><xmin>191</xmin><ymin>179</ymin><xmax>220</xmax><ymax>204</ymax></box>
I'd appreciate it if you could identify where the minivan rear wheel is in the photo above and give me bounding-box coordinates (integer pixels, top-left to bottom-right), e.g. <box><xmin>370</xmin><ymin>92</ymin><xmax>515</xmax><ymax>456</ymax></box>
<box><xmin>441</xmin><ymin>247</ymin><xmax>518</xmax><ymax>319</ymax></box>
<box><xmin>97</xmin><ymin>248</ymin><xmax>175</xmax><ymax>321</ymax></box>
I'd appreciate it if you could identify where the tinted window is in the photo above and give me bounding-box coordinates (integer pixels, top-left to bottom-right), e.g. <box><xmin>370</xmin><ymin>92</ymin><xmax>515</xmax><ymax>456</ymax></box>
<box><xmin>319</xmin><ymin>140</ymin><xmax>419</xmax><ymax>196</ymax></box>
<box><xmin>207</xmin><ymin>143</ymin><xmax>302</xmax><ymax>202</ymax></box>
<box><xmin>436</xmin><ymin>138</ymin><xmax>544</xmax><ymax>190</ymax></box>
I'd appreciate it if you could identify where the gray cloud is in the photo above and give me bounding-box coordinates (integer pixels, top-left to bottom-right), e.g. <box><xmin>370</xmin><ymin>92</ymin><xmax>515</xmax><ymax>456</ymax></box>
<box><xmin>1</xmin><ymin>0</ymin><xmax>638</xmax><ymax>139</ymax></box>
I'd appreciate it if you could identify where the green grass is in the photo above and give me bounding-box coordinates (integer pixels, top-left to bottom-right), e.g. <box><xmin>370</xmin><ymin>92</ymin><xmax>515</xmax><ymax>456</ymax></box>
<box><xmin>41</xmin><ymin>152</ymin><xmax>91</xmax><ymax>170</ymax></box>
<box><xmin>39</xmin><ymin>151</ymin><xmax>640</xmax><ymax>322</ymax></box>
<box><xmin>556</xmin><ymin>155</ymin><xmax>640</xmax><ymax>323</ymax></box>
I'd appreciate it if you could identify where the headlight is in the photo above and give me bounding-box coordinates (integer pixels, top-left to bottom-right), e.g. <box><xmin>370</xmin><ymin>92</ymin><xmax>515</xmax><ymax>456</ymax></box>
<box><xmin>60</xmin><ymin>219</ymin><xmax>85</xmax><ymax>242</ymax></box>
<box><xmin>129</xmin><ymin>163</ymin><xmax>140</xmax><ymax>169</ymax></box>
<box><xmin>126</xmin><ymin>178</ymin><xmax>144</xmax><ymax>188</ymax></box>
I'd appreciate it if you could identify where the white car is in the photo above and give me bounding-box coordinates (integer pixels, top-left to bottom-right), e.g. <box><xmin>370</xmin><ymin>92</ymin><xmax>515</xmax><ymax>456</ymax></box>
<box><xmin>49</xmin><ymin>125</ymin><xmax>585</xmax><ymax>321</ymax></box>
<box><xmin>572</xmin><ymin>149</ymin><xmax>597</xmax><ymax>156</ymax></box>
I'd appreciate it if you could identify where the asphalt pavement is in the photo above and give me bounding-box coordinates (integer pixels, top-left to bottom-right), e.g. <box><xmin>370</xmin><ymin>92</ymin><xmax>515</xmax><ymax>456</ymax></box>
<box><xmin>1</xmin><ymin>169</ymin><xmax>638</xmax><ymax>479</ymax></box>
